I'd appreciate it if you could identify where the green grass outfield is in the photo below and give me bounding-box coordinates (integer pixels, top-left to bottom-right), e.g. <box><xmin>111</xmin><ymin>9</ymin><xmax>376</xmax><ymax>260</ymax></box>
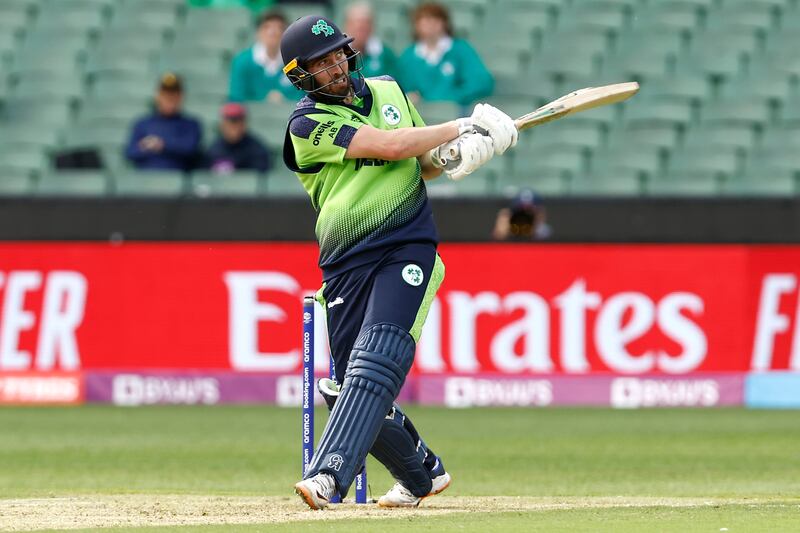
<box><xmin>0</xmin><ymin>406</ymin><xmax>798</xmax><ymax>532</ymax></box>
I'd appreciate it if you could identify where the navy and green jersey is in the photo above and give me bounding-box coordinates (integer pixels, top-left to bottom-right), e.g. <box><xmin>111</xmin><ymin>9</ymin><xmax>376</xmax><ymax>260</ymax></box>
<box><xmin>283</xmin><ymin>75</ymin><xmax>438</xmax><ymax>279</ymax></box>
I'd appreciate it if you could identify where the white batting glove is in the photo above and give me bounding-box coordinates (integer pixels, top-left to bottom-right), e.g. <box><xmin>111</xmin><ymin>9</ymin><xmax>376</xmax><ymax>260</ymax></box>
<box><xmin>468</xmin><ymin>103</ymin><xmax>518</xmax><ymax>155</ymax></box>
<box><xmin>431</xmin><ymin>133</ymin><xmax>494</xmax><ymax>181</ymax></box>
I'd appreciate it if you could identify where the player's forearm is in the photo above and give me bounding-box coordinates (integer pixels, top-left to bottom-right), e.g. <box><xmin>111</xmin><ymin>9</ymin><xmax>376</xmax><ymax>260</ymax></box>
<box><xmin>346</xmin><ymin>122</ymin><xmax>460</xmax><ymax>161</ymax></box>
<box><xmin>418</xmin><ymin>152</ymin><xmax>443</xmax><ymax>181</ymax></box>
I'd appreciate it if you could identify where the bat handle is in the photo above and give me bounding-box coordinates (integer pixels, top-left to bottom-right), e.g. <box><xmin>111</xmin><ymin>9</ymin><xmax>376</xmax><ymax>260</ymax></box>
<box><xmin>448</xmin><ymin>126</ymin><xmax>490</xmax><ymax>158</ymax></box>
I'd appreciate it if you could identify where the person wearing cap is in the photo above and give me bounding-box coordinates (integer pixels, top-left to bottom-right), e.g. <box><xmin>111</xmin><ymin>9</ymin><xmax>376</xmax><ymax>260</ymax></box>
<box><xmin>229</xmin><ymin>10</ymin><xmax>301</xmax><ymax>103</ymax></box>
<box><xmin>398</xmin><ymin>2</ymin><xmax>493</xmax><ymax>107</ymax></box>
<box><xmin>124</xmin><ymin>73</ymin><xmax>203</xmax><ymax>171</ymax></box>
<box><xmin>493</xmin><ymin>188</ymin><xmax>553</xmax><ymax>241</ymax></box>
<box><xmin>344</xmin><ymin>2</ymin><xmax>397</xmax><ymax>79</ymax></box>
<box><xmin>205</xmin><ymin>103</ymin><xmax>272</xmax><ymax>173</ymax></box>
<box><xmin>280</xmin><ymin>15</ymin><xmax>517</xmax><ymax>511</ymax></box>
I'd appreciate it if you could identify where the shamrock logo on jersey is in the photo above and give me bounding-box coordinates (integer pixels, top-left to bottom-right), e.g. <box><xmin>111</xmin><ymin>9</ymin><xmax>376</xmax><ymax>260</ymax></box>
<box><xmin>311</xmin><ymin>19</ymin><xmax>335</xmax><ymax>37</ymax></box>
<box><xmin>402</xmin><ymin>264</ymin><xmax>424</xmax><ymax>286</ymax></box>
<box><xmin>381</xmin><ymin>104</ymin><xmax>402</xmax><ymax>126</ymax></box>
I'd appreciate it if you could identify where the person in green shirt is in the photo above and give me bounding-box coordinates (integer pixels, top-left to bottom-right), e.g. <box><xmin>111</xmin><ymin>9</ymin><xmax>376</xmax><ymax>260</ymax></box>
<box><xmin>344</xmin><ymin>2</ymin><xmax>397</xmax><ymax>79</ymax></box>
<box><xmin>228</xmin><ymin>10</ymin><xmax>302</xmax><ymax>102</ymax></box>
<box><xmin>398</xmin><ymin>2</ymin><xmax>493</xmax><ymax>107</ymax></box>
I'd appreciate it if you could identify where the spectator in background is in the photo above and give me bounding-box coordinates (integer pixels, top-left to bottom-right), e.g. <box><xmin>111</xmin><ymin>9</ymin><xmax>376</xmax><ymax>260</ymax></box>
<box><xmin>205</xmin><ymin>102</ymin><xmax>271</xmax><ymax>173</ymax></box>
<box><xmin>229</xmin><ymin>10</ymin><xmax>300</xmax><ymax>103</ymax></box>
<box><xmin>344</xmin><ymin>2</ymin><xmax>397</xmax><ymax>79</ymax></box>
<box><xmin>398</xmin><ymin>2</ymin><xmax>493</xmax><ymax>107</ymax></box>
<box><xmin>493</xmin><ymin>189</ymin><xmax>552</xmax><ymax>241</ymax></box>
<box><xmin>125</xmin><ymin>73</ymin><xmax>202</xmax><ymax>171</ymax></box>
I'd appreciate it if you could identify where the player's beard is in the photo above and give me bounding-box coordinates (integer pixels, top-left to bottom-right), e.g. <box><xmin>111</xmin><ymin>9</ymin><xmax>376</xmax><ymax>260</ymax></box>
<box><xmin>329</xmin><ymin>74</ymin><xmax>353</xmax><ymax>98</ymax></box>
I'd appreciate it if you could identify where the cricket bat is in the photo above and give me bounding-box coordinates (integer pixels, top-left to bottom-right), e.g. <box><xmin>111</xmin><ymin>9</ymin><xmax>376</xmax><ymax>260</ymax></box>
<box><xmin>446</xmin><ymin>82</ymin><xmax>639</xmax><ymax>160</ymax></box>
<box><xmin>512</xmin><ymin>81</ymin><xmax>639</xmax><ymax>132</ymax></box>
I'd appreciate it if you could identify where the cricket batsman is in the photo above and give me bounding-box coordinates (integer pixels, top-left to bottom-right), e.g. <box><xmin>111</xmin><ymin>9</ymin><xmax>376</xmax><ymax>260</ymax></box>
<box><xmin>281</xmin><ymin>15</ymin><xmax>517</xmax><ymax>510</ymax></box>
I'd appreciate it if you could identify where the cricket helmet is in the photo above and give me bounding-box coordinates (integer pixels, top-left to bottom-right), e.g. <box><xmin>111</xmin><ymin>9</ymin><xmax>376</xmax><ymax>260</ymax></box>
<box><xmin>280</xmin><ymin>15</ymin><xmax>362</xmax><ymax>98</ymax></box>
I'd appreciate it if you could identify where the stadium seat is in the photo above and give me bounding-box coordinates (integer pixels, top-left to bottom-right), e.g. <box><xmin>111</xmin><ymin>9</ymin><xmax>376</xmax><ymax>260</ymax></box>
<box><xmin>495</xmin><ymin>0</ymin><xmax>562</xmax><ymax>14</ymax></box>
<box><xmin>722</xmin><ymin>74</ymin><xmax>791</xmax><ymax>104</ymax></box>
<box><xmin>11</xmin><ymin>71</ymin><xmax>86</xmax><ymax>101</ymax></box>
<box><xmin>91</xmin><ymin>75</ymin><xmax>154</xmax><ymax>101</ymax></box>
<box><xmin>2</xmin><ymin>98</ymin><xmax>73</xmax><ymax>128</ymax></box>
<box><xmin>592</xmin><ymin>144</ymin><xmax>664</xmax><ymax>176</ymax></box>
<box><xmin>0</xmin><ymin>173</ymin><xmax>35</xmax><ymax>196</ymax></box>
<box><xmin>190</xmin><ymin>172</ymin><xmax>260</xmax><ymax>198</ymax></box>
<box><xmin>513</xmin><ymin>145</ymin><xmax>587</xmax><ymax>176</ymax></box>
<box><xmin>680</xmin><ymin>31</ymin><xmax>759</xmax><ymax>78</ymax></box>
<box><xmin>625</xmin><ymin>100</ymin><xmax>694</xmax><ymax>130</ymax></box>
<box><xmin>0</xmin><ymin>149</ymin><xmax>47</xmax><ymax>178</ymax></box>
<box><xmin>721</xmin><ymin>175</ymin><xmax>796</xmax><ymax>197</ymax></box>
<box><xmin>558</xmin><ymin>2</ymin><xmax>629</xmax><ymax>34</ymax></box>
<box><xmin>415</xmin><ymin>102</ymin><xmax>461</xmax><ymax>124</ymax></box>
<box><xmin>36</xmin><ymin>8</ymin><xmax>106</xmax><ymax>33</ymax></box>
<box><xmin>701</xmin><ymin>98</ymin><xmax>771</xmax><ymax>128</ymax></box>
<box><xmin>478</xmin><ymin>9</ymin><xmax>549</xmax><ymax>52</ymax></box>
<box><xmin>638</xmin><ymin>75</ymin><xmax>711</xmax><ymax>103</ymax></box>
<box><xmin>264</xmin><ymin>168</ymin><xmax>308</xmax><ymax>197</ymax></box>
<box><xmin>762</xmin><ymin>126</ymin><xmax>800</xmax><ymax>149</ymax></box>
<box><xmin>528</xmin><ymin>121</ymin><xmax>604</xmax><ymax>149</ymax></box>
<box><xmin>158</xmin><ymin>51</ymin><xmax>227</xmax><ymax>77</ymax></box>
<box><xmin>86</xmin><ymin>52</ymin><xmax>153</xmax><ymax>79</ymax></box>
<box><xmin>78</xmin><ymin>98</ymin><xmax>146</xmax><ymax>128</ymax></box>
<box><xmin>709</xmin><ymin>3</ymin><xmax>778</xmax><ymax>34</ymax></box>
<box><xmin>495</xmin><ymin>169</ymin><xmax>569</xmax><ymax>197</ymax></box>
<box><xmin>747</xmin><ymin>148</ymin><xmax>800</xmax><ymax>175</ymax></box>
<box><xmin>110</xmin><ymin>5</ymin><xmax>181</xmax><ymax>33</ymax></box>
<box><xmin>608</xmin><ymin>124</ymin><xmax>680</xmax><ymax>149</ymax></box>
<box><xmin>683</xmin><ymin>125</ymin><xmax>757</xmax><ymax>151</ymax></box>
<box><xmin>646</xmin><ymin>172</ymin><xmax>721</xmax><ymax>196</ymax></box>
<box><xmin>492</xmin><ymin>72</ymin><xmax>555</xmax><ymax>103</ymax></box>
<box><xmin>63</xmin><ymin>124</ymin><xmax>131</xmax><ymax>152</ymax></box>
<box><xmin>0</xmin><ymin>31</ymin><xmax>20</xmax><ymax>68</ymax></box>
<box><xmin>114</xmin><ymin>171</ymin><xmax>187</xmax><ymax>197</ymax></box>
<box><xmin>425</xmin><ymin>171</ymin><xmax>492</xmax><ymax>197</ymax></box>
<box><xmin>36</xmin><ymin>172</ymin><xmax>110</xmax><ymax>197</ymax></box>
<box><xmin>184</xmin><ymin>6</ymin><xmax>251</xmax><ymax>34</ymax></box>
<box><xmin>669</xmin><ymin>146</ymin><xmax>742</xmax><ymax>177</ymax></box>
<box><xmin>451</xmin><ymin>9</ymin><xmax>481</xmax><ymax>38</ymax></box>
<box><xmin>572</xmin><ymin>170</ymin><xmax>643</xmax><ymax>197</ymax></box>
<box><xmin>634</xmin><ymin>3</ymin><xmax>703</xmax><ymax>32</ymax></box>
<box><xmin>0</xmin><ymin>125</ymin><xmax>61</xmax><ymax>152</ymax></box>
<box><xmin>485</xmin><ymin>52</ymin><xmax>526</xmax><ymax>79</ymax></box>
<box><xmin>95</xmin><ymin>28</ymin><xmax>169</xmax><ymax>57</ymax></box>
<box><xmin>279</xmin><ymin>3</ymin><xmax>332</xmax><ymax>23</ymax></box>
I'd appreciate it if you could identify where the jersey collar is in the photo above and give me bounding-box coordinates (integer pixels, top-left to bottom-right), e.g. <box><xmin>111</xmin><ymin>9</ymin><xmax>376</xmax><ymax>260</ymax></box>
<box><xmin>340</xmin><ymin>75</ymin><xmax>372</xmax><ymax>117</ymax></box>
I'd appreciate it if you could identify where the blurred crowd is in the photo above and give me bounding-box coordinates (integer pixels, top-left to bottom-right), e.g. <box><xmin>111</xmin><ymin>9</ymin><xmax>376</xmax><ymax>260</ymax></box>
<box><xmin>123</xmin><ymin>0</ymin><xmax>494</xmax><ymax>174</ymax></box>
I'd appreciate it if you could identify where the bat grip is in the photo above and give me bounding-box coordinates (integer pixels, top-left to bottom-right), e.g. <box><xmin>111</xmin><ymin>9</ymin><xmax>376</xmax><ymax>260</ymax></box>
<box><xmin>447</xmin><ymin>126</ymin><xmax>490</xmax><ymax>158</ymax></box>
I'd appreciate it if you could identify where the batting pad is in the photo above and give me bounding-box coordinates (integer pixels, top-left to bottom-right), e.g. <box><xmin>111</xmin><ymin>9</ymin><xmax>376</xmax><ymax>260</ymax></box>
<box><xmin>371</xmin><ymin>404</ymin><xmax>433</xmax><ymax>497</ymax></box>
<box><xmin>306</xmin><ymin>323</ymin><xmax>415</xmax><ymax>494</ymax></box>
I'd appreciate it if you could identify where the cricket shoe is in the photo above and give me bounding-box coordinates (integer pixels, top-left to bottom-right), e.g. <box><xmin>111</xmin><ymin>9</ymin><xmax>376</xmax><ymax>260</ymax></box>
<box><xmin>295</xmin><ymin>473</ymin><xmax>338</xmax><ymax>510</ymax></box>
<box><xmin>377</xmin><ymin>470</ymin><xmax>451</xmax><ymax>508</ymax></box>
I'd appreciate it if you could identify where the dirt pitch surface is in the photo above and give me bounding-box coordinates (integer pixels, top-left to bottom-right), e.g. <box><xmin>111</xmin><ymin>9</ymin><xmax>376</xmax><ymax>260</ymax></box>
<box><xmin>0</xmin><ymin>495</ymin><xmax>761</xmax><ymax>531</ymax></box>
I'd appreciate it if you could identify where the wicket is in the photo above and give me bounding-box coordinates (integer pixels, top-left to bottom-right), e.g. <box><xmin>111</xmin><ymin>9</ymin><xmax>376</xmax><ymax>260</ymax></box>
<box><xmin>302</xmin><ymin>296</ymin><xmax>368</xmax><ymax>504</ymax></box>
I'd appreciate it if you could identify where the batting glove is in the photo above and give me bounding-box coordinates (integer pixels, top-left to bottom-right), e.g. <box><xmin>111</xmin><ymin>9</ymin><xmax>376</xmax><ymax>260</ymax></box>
<box><xmin>468</xmin><ymin>103</ymin><xmax>518</xmax><ymax>155</ymax></box>
<box><xmin>431</xmin><ymin>132</ymin><xmax>494</xmax><ymax>181</ymax></box>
